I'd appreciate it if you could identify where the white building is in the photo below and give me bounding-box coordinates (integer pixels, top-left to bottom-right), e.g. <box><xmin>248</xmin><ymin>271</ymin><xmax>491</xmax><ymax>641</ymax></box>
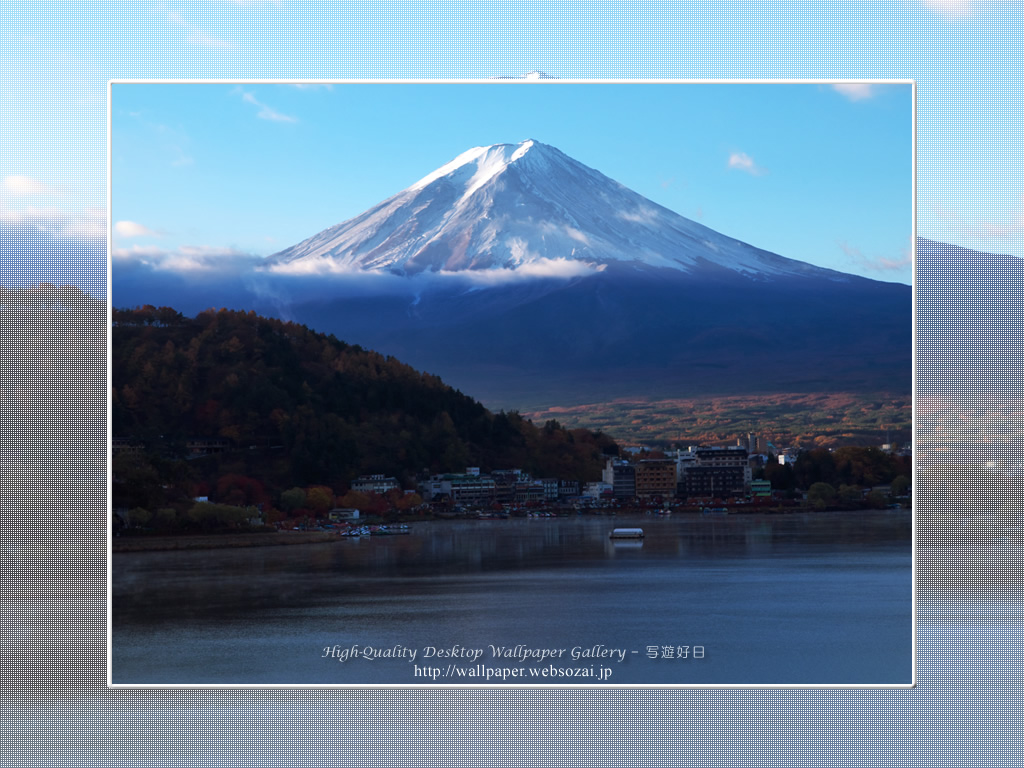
<box><xmin>418</xmin><ymin>473</ymin><xmax>496</xmax><ymax>505</ymax></box>
<box><xmin>674</xmin><ymin>450</ymin><xmax>698</xmax><ymax>480</ymax></box>
<box><xmin>352</xmin><ymin>474</ymin><xmax>400</xmax><ymax>495</ymax></box>
<box><xmin>583</xmin><ymin>481</ymin><xmax>613</xmax><ymax>499</ymax></box>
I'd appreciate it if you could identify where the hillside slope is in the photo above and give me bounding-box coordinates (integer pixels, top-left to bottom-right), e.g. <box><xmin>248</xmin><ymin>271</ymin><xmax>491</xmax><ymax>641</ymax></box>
<box><xmin>112</xmin><ymin>306</ymin><xmax>618</xmax><ymax>501</ymax></box>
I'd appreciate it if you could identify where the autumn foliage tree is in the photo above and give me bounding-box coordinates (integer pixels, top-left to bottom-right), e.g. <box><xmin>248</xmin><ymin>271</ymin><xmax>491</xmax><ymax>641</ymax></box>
<box><xmin>112</xmin><ymin>306</ymin><xmax>616</xmax><ymax>519</ymax></box>
<box><xmin>305</xmin><ymin>485</ymin><xmax>335</xmax><ymax>516</ymax></box>
<box><xmin>280</xmin><ymin>487</ymin><xmax>306</xmax><ymax>513</ymax></box>
<box><xmin>793</xmin><ymin>447</ymin><xmax>909</xmax><ymax>491</ymax></box>
<box><xmin>216</xmin><ymin>474</ymin><xmax>269</xmax><ymax>509</ymax></box>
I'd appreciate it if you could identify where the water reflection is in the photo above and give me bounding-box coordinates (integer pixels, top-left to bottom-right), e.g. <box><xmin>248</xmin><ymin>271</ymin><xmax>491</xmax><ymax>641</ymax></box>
<box><xmin>114</xmin><ymin>512</ymin><xmax>910</xmax><ymax>623</ymax></box>
<box><xmin>111</xmin><ymin>511</ymin><xmax>912</xmax><ymax>685</ymax></box>
<box><xmin>606</xmin><ymin>538</ymin><xmax>644</xmax><ymax>555</ymax></box>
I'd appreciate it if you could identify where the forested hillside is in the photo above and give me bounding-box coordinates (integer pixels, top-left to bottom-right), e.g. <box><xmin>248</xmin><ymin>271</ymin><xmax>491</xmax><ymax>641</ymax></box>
<box><xmin>112</xmin><ymin>306</ymin><xmax>617</xmax><ymax>513</ymax></box>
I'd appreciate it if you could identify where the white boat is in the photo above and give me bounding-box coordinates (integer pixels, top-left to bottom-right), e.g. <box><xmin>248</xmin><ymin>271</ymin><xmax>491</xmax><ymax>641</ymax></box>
<box><xmin>609</xmin><ymin>528</ymin><xmax>644</xmax><ymax>539</ymax></box>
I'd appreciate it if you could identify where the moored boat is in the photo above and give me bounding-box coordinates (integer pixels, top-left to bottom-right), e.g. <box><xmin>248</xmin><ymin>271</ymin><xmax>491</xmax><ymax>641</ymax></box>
<box><xmin>702</xmin><ymin>507</ymin><xmax>729</xmax><ymax>516</ymax></box>
<box><xmin>609</xmin><ymin>527</ymin><xmax>644</xmax><ymax>539</ymax></box>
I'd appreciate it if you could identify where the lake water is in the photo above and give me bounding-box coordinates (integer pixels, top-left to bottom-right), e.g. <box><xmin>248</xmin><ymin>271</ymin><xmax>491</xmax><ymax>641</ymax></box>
<box><xmin>111</xmin><ymin>511</ymin><xmax>913</xmax><ymax>686</ymax></box>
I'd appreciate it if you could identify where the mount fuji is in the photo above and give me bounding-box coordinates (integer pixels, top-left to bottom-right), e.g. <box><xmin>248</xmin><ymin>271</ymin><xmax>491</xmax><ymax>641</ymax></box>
<box><xmin>255</xmin><ymin>139</ymin><xmax>910</xmax><ymax>407</ymax></box>
<box><xmin>265</xmin><ymin>139</ymin><xmax>852</xmax><ymax>283</ymax></box>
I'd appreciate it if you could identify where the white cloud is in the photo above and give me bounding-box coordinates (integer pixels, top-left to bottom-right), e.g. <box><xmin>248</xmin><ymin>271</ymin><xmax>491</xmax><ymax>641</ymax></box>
<box><xmin>439</xmin><ymin>258</ymin><xmax>604</xmax><ymax>285</ymax></box>
<box><xmin>838</xmin><ymin>240</ymin><xmax>912</xmax><ymax>274</ymax></box>
<box><xmin>929</xmin><ymin>200</ymin><xmax>959</xmax><ymax>223</ymax></box>
<box><xmin>114</xmin><ymin>220</ymin><xmax>159</xmax><ymax>238</ymax></box>
<box><xmin>265</xmin><ymin>255</ymin><xmax>603</xmax><ymax>285</ymax></box>
<box><xmin>111</xmin><ymin>244</ymin><xmax>166</xmax><ymax>263</ymax></box>
<box><xmin>113</xmin><ymin>243</ymin><xmax>262</xmax><ymax>273</ymax></box>
<box><xmin>728</xmin><ymin>152</ymin><xmax>766</xmax><ymax>176</ymax></box>
<box><xmin>0</xmin><ymin>204</ymin><xmax>106</xmax><ymax>288</ymax></box>
<box><xmin>933</xmin><ymin>195</ymin><xmax>1024</xmax><ymax>241</ymax></box>
<box><xmin>919</xmin><ymin>0</ymin><xmax>978</xmax><ymax>18</ymax></box>
<box><xmin>160</xmin><ymin>5</ymin><xmax>234</xmax><ymax>49</ymax></box>
<box><xmin>3</xmin><ymin>175</ymin><xmax>56</xmax><ymax>196</ymax></box>
<box><xmin>536</xmin><ymin>220</ymin><xmax>590</xmax><ymax>245</ymax></box>
<box><xmin>65</xmin><ymin>206</ymin><xmax>108</xmax><ymax>242</ymax></box>
<box><xmin>240</xmin><ymin>90</ymin><xmax>298</xmax><ymax>123</ymax></box>
<box><xmin>0</xmin><ymin>202</ymin><xmax>105</xmax><ymax>241</ymax></box>
<box><xmin>166</xmin><ymin>247</ymin><xmax>261</xmax><ymax>273</ymax></box>
<box><xmin>972</xmin><ymin>203</ymin><xmax>1024</xmax><ymax>239</ymax></box>
<box><xmin>262</xmin><ymin>258</ymin><xmax>352</xmax><ymax>276</ymax></box>
<box><xmin>833</xmin><ymin>83</ymin><xmax>874</xmax><ymax>101</ymax></box>
<box><xmin>617</xmin><ymin>207</ymin><xmax>658</xmax><ymax>225</ymax></box>
<box><xmin>921</xmin><ymin>195</ymin><xmax>1024</xmax><ymax>257</ymax></box>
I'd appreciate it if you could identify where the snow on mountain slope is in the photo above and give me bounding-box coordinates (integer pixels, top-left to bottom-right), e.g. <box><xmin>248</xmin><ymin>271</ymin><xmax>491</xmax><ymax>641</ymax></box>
<box><xmin>263</xmin><ymin>139</ymin><xmax>850</xmax><ymax>282</ymax></box>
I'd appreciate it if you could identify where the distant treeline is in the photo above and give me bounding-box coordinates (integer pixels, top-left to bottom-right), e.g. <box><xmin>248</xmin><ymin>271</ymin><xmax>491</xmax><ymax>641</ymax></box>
<box><xmin>760</xmin><ymin>445</ymin><xmax>911</xmax><ymax>493</ymax></box>
<box><xmin>112</xmin><ymin>306</ymin><xmax>618</xmax><ymax>514</ymax></box>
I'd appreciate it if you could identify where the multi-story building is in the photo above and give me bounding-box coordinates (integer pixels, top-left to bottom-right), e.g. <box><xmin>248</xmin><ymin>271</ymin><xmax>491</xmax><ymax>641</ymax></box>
<box><xmin>514</xmin><ymin>481</ymin><xmax>546</xmax><ymax>504</ymax></box>
<box><xmin>491</xmin><ymin>469</ymin><xmax>527</xmax><ymax>504</ymax></box>
<box><xmin>558</xmin><ymin>479</ymin><xmax>580</xmax><ymax>499</ymax></box>
<box><xmin>634</xmin><ymin>459</ymin><xmax>677</xmax><ymax>499</ymax></box>
<box><xmin>418</xmin><ymin>472</ymin><xmax>496</xmax><ymax>505</ymax></box>
<box><xmin>676</xmin><ymin>447</ymin><xmax>752</xmax><ymax>499</ymax></box>
<box><xmin>694</xmin><ymin>448</ymin><xmax>752</xmax><ymax>486</ymax></box>
<box><xmin>450</xmin><ymin>473</ymin><xmax>496</xmax><ymax>505</ymax></box>
<box><xmin>602</xmin><ymin>459</ymin><xmax>636</xmax><ymax>499</ymax></box>
<box><xmin>680</xmin><ymin>466</ymin><xmax>747</xmax><ymax>499</ymax></box>
<box><xmin>539</xmin><ymin>478</ymin><xmax>560</xmax><ymax>500</ymax></box>
<box><xmin>418</xmin><ymin>476</ymin><xmax>446</xmax><ymax>501</ymax></box>
<box><xmin>352</xmin><ymin>474</ymin><xmax>400</xmax><ymax>495</ymax></box>
<box><xmin>612</xmin><ymin>463</ymin><xmax>636</xmax><ymax>499</ymax></box>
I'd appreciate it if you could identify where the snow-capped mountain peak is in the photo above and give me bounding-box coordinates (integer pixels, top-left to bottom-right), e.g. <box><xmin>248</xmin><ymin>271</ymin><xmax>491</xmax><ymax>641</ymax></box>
<box><xmin>264</xmin><ymin>139</ymin><xmax>848</xmax><ymax>281</ymax></box>
<box><xmin>408</xmin><ymin>139</ymin><xmax>537</xmax><ymax>204</ymax></box>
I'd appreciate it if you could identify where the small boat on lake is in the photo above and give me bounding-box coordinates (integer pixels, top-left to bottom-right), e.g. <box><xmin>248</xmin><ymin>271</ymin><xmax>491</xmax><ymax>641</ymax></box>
<box><xmin>609</xmin><ymin>528</ymin><xmax>644</xmax><ymax>539</ymax></box>
<box><xmin>370</xmin><ymin>524</ymin><xmax>411</xmax><ymax>535</ymax></box>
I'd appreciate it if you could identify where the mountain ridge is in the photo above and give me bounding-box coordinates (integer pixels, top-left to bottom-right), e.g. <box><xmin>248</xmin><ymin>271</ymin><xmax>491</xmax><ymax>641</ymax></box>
<box><xmin>263</xmin><ymin>139</ymin><xmax>861</xmax><ymax>284</ymax></box>
<box><xmin>114</xmin><ymin>141</ymin><xmax>911</xmax><ymax>410</ymax></box>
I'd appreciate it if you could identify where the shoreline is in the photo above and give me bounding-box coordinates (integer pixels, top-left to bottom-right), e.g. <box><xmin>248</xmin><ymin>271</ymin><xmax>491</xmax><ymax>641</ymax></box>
<box><xmin>111</xmin><ymin>530</ymin><xmax>340</xmax><ymax>552</ymax></box>
<box><xmin>111</xmin><ymin>508</ymin><xmax>909</xmax><ymax>553</ymax></box>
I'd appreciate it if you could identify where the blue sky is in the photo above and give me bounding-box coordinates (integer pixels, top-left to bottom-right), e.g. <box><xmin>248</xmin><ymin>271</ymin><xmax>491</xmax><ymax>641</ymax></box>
<box><xmin>0</xmin><ymin>0</ymin><xmax>1019</xmax><ymax>296</ymax></box>
<box><xmin>0</xmin><ymin>0</ymin><xmax>1021</xmax><ymax>295</ymax></box>
<box><xmin>110</xmin><ymin>81</ymin><xmax>912</xmax><ymax>283</ymax></box>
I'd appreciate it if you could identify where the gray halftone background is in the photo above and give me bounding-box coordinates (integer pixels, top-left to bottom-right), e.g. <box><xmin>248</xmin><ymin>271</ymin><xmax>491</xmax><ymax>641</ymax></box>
<box><xmin>2</xmin><ymin>2</ymin><xmax>1021</xmax><ymax>766</ymax></box>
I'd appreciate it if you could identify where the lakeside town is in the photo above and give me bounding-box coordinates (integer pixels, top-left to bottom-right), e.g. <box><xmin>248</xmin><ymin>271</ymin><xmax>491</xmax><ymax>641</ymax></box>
<box><xmin>111</xmin><ymin>308</ymin><xmax>912</xmax><ymax>543</ymax></box>
<box><xmin>113</xmin><ymin>431</ymin><xmax>913</xmax><ymax>542</ymax></box>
